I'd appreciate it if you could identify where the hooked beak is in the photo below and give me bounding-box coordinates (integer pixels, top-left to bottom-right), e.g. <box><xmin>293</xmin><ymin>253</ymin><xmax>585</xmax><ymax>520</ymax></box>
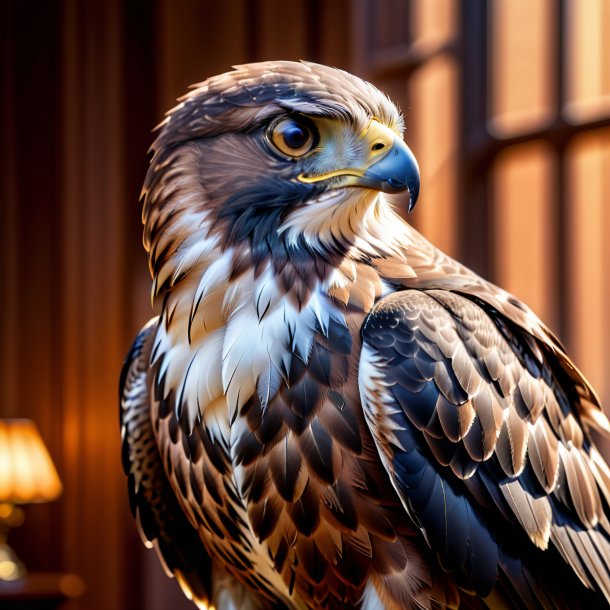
<box><xmin>298</xmin><ymin>119</ymin><xmax>420</xmax><ymax>211</ymax></box>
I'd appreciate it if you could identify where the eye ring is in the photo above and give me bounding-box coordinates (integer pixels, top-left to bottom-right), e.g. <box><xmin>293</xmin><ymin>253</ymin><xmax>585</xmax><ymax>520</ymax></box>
<box><xmin>269</xmin><ymin>116</ymin><xmax>317</xmax><ymax>158</ymax></box>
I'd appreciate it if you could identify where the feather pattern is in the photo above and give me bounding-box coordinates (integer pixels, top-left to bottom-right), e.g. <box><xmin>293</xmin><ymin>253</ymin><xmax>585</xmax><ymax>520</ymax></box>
<box><xmin>360</xmin><ymin>286</ymin><xmax>610</xmax><ymax>606</ymax></box>
<box><xmin>120</xmin><ymin>319</ymin><xmax>212</xmax><ymax>608</ymax></box>
<box><xmin>123</xmin><ymin>60</ymin><xmax>610</xmax><ymax>610</ymax></box>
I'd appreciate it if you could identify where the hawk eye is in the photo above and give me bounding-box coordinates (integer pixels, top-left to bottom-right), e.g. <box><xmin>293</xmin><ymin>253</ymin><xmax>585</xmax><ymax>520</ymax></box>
<box><xmin>270</xmin><ymin>117</ymin><xmax>316</xmax><ymax>157</ymax></box>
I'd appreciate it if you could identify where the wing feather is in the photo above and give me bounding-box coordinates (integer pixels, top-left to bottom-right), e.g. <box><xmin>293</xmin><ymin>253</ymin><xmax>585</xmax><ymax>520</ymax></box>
<box><xmin>120</xmin><ymin>318</ymin><xmax>212</xmax><ymax>607</ymax></box>
<box><xmin>359</xmin><ymin>289</ymin><xmax>610</xmax><ymax>607</ymax></box>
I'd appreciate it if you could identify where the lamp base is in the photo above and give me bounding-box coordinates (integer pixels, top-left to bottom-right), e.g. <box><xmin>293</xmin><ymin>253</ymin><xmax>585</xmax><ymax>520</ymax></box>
<box><xmin>0</xmin><ymin>504</ymin><xmax>26</xmax><ymax>581</ymax></box>
<box><xmin>0</xmin><ymin>544</ymin><xmax>24</xmax><ymax>581</ymax></box>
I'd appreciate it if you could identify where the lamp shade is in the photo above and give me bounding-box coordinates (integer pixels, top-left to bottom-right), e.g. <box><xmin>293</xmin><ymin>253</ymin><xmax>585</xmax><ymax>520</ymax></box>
<box><xmin>0</xmin><ymin>419</ymin><xmax>62</xmax><ymax>504</ymax></box>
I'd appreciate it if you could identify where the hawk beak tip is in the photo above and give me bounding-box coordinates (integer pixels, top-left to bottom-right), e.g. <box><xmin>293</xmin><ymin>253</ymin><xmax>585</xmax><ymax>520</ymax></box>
<box><xmin>362</xmin><ymin>137</ymin><xmax>420</xmax><ymax>207</ymax></box>
<box><xmin>407</xmin><ymin>181</ymin><xmax>420</xmax><ymax>213</ymax></box>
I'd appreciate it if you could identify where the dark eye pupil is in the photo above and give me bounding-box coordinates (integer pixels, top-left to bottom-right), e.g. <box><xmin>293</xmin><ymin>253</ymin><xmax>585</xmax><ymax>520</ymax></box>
<box><xmin>283</xmin><ymin>124</ymin><xmax>309</xmax><ymax>149</ymax></box>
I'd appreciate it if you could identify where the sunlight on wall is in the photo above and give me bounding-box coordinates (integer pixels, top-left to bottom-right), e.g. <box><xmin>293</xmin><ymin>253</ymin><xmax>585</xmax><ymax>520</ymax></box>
<box><xmin>410</xmin><ymin>55</ymin><xmax>458</xmax><ymax>257</ymax></box>
<box><xmin>412</xmin><ymin>0</ymin><xmax>454</xmax><ymax>46</ymax></box>
<box><xmin>490</xmin><ymin>0</ymin><xmax>554</xmax><ymax>134</ymax></box>
<box><xmin>492</xmin><ymin>143</ymin><xmax>557</xmax><ymax>330</ymax></box>
<box><xmin>566</xmin><ymin>0</ymin><xmax>610</xmax><ymax>121</ymax></box>
<box><xmin>568</xmin><ymin>131</ymin><xmax>610</xmax><ymax>401</ymax></box>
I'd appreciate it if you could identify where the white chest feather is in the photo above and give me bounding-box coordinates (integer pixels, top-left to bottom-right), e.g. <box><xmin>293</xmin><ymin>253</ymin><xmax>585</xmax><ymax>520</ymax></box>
<box><xmin>152</xmin><ymin>245</ymin><xmax>345</xmax><ymax>438</ymax></box>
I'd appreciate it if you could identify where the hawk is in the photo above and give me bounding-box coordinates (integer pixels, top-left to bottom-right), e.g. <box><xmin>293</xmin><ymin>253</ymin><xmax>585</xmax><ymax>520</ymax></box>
<box><xmin>120</xmin><ymin>61</ymin><xmax>610</xmax><ymax>610</ymax></box>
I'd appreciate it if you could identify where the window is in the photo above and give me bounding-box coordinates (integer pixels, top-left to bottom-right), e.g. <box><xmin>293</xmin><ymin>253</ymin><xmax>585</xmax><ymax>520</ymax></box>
<box><xmin>353</xmin><ymin>1</ymin><xmax>610</xmax><ymax>404</ymax></box>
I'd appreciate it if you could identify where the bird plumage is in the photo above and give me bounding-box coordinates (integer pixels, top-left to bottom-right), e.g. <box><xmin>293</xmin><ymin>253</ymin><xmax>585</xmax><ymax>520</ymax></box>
<box><xmin>121</xmin><ymin>60</ymin><xmax>610</xmax><ymax>609</ymax></box>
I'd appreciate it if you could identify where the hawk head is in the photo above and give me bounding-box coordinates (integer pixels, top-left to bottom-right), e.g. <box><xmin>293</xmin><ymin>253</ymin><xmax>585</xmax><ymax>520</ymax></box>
<box><xmin>142</xmin><ymin>61</ymin><xmax>419</xmax><ymax>294</ymax></box>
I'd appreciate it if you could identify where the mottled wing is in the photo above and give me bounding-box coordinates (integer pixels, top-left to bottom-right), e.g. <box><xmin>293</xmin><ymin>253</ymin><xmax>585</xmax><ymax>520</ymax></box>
<box><xmin>120</xmin><ymin>318</ymin><xmax>212</xmax><ymax>608</ymax></box>
<box><xmin>359</xmin><ymin>289</ymin><xmax>610</xmax><ymax>608</ymax></box>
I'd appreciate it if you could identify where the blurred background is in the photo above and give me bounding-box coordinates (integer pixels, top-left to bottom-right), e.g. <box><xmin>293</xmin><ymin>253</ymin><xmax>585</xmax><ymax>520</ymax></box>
<box><xmin>1</xmin><ymin>1</ymin><xmax>609</xmax><ymax>609</ymax></box>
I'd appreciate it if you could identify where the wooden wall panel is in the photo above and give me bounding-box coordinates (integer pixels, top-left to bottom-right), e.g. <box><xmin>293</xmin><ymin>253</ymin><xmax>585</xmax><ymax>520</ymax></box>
<box><xmin>492</xmin><ymin>143</ymin><xmax>558</xmax><ymax>331</ymax></box>
<box><xmin>316</xmin><ymin>0</ymin><xmax>351</xmax><ymax>69</ymax></box>
<box><xmin>0</xmin><ymin>0</ymin><xmax>64</xmax><ymax>572</ymax></box>
<box><xmin>156</xmin><ymin>0</ymin><xmax>250</xmax><ymax>115</ymax></box>
<box><xmin>409</xmin><ymin>55</ymin><xmax>458</xmax><ymax>257</ymax></box>
<box><xmin>0</xmin><ymin>0</ymin><xmax>19</xmax><ymax>420</ymax></box>
<box><xmin>490</xmin><ymin>0</ymin><xmax>554</xmax><ymax>134</ymax></box>
<box><xmin>566</xmin><ymin>0</ymin><xmax>610</xmax><ymax>121</ymax></box>
<box><xmin>59</xmin><ymin>1</ymin><xmax>136</xmax><ymax>608</ymax></box>
<box><xmin>1</xmin><ymin>1</ymin><xmax>160</xmax><ymax>608</ymax></box>
<box><xmin>256</xmin><ymin>0</ymin><xmax>310</xmax><ymax>60</ymax></box>
<box><xmin>567</xmin><ymin>131</ymin><xmax>610</xmax><ymax>405</ymax></box>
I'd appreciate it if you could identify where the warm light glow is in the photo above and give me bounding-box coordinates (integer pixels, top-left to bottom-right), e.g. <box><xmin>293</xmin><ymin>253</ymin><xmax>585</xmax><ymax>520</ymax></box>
<box><xmin>409</xmin><ymin>55</ymin><xmax>458</xmax><ymax>258</ymax></box>
<box><xmin>567</xmin><ymin>132</ymin><xmax>610</xmax><ymax>401</ymax></box>
<box><xmin>492</xmin><ymin>143</ymin><xmax>557</xmax><ymax>330</ymax></box>
<box><xmin>490</xmin><ymin>0</ymin><xmax>554</xmax><ymax>134</ymax></box>
<box><xmin>0</xmin><ymin>419</ymin><xmax>62</xmax><ymax>504</ymax></box>
<box><xmin>0</xmin><ymin>559</ymin><xmax>19</xmax><ymax>580</ymax></box>
<box><xmin>59</xmin><ymin>574</ymin><xmax>87</xmax><ymax>598</ymax></box>
<box><xmin>566</xmin><ymin>0</ymin><xmax>610</xmax><ymax>121</ymax></box>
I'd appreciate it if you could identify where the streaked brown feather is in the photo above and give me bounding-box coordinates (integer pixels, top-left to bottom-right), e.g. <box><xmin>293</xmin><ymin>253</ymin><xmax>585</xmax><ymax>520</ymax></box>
<box><xmin>120</xmin><ymin>320</ymin><xmax>212</xmax><ymax>606</ymax></box>
<box><xmin>529</xmin><ymin>417</ymin><xmax>560</xmax><ymax>493</ymax></box>
<box><xmin>499</xmin><ymin>478</ymin><xmax>552</xmax><ymax>549</ymax></box>
<box><xmin>560</xmin><ymin>443</ymin><xmax>602</xmax><ymax>528</ymax></box>
<box><xmin>495</xmin><ymin>406</ymin><xmax>528</xmax><ymax>476</ymax></box>
<box><xmin>126</xmin><ymin>59</ymin><xmax>610</xmax><ymax>610</ymax></box>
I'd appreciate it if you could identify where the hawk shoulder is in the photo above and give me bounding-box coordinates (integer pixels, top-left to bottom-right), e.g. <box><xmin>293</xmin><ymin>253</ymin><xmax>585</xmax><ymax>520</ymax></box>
<box><xmin>359</xmin><ymin>288</ymin><xmax>610</xmax><ymax>608</ymax></box>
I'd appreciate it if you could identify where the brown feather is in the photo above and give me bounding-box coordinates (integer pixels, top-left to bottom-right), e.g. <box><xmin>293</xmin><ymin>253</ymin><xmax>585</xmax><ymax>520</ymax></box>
<box><xmin>528</xmin><ymin>418</ymin><xmax>560</xmax><ymax>493</ymax></box>
<box><xmin>126</xmin><ymin>59</ymin><xmax>610</xmax><ymax>610</ymax></box>
<box><xmin>495</xmin><ymin>406</ymin><xmax>528</xmax><ymax>477</ymax></box>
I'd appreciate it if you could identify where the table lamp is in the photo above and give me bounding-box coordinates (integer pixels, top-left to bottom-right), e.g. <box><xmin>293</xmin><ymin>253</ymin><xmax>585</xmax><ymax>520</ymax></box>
<box><xmin>0</xmin><ymin>419</ymin><xmax>62</xmax><ymax>581</ymax></box>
